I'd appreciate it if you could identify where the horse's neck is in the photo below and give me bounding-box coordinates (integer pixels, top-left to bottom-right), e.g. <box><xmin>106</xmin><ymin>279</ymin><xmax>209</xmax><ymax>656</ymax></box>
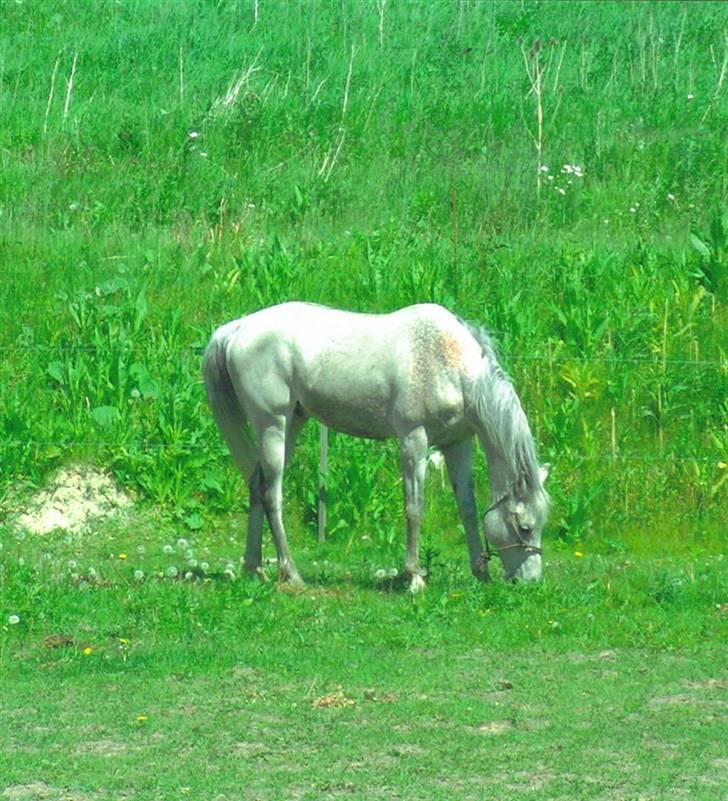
<box><xmin>479</xmin><ymin>436</ymin><xmax>513</xmax><ymax>499</ymax></box>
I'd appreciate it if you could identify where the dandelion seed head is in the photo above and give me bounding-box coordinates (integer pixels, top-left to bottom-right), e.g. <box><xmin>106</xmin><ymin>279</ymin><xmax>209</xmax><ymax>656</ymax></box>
<box><xmin>166</xmin><ymin>566</ymin><xmax>179</xmax><ymax>578</ymax></box>
<box><xmin>176</xmin><ymin>538</ymin><xmax>189</xmax><ymax>550</ymax></box>
<box><xmin>8</xmin><ymin>614</ymin><xmax>20</xmax><ymax>625</ymax></box>
<box><xmin>163</xmin><ymin>544</ymin><xmax>174</xmax><ymax>555</ymax></box>
<box><xmin>134</xmin><ymin>569</ymin><xmax>145</xmax><ymax>581</ymax></box>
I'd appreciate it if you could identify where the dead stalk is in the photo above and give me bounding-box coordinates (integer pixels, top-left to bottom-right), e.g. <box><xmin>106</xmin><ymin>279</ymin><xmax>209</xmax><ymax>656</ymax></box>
<box><xmin>63</xmin><ymin>51</ymin><xmax>78</xmax><ymax>119</ymax></box>
<box><xmin>320</xmin><ymin>44</ymin><xmax>355</xmax><ymax>183</ymax></box>
<box><xmin>44</xmin><ymin>56</ymin><xmax>60</xmax><ymax>137</ymax></box>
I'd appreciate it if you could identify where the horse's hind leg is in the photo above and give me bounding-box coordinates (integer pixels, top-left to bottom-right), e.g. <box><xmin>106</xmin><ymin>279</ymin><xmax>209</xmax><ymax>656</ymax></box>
<box><xmin>258</xmin><ymin>416</ymin><xmax>305</xmax><ymax>587</ymax></box>
<box><xmin>244</xmin><ymin>464</ymin><xmax>266</xmax><ymax>576</ymax></box>
<box><xmin>399</xmin><ymin>427</ymin><xmax>428</xmax><ymax>593</ymax></box>
<box><xmin>441</xmin><ymin>439</ymin><xmax>490</xmax><ymax>582</ymax></box>
<box><xmin>245</xmin><ymin>406</ymin><xmax>308</xmax><ymax>579</ymax></box>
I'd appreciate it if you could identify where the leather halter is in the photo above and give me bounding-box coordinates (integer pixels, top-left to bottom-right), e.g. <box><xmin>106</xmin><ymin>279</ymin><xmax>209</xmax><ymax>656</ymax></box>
<box><xmin>481</xmin><ymin>491</ymin><xmax>543</xmax><ymax>562</ymax></box>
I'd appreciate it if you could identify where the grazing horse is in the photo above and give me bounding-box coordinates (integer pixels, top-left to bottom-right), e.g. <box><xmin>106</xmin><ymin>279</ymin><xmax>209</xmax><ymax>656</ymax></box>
<box><xmin>203</xmin><ymin>302</ymin><xmax>549</xmax><ymax>592</ymax></box>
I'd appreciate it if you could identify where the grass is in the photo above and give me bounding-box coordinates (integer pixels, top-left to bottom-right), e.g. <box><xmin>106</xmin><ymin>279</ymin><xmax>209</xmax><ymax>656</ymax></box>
<box><xmin>0</xmin><ymin>1</ymin><xmax>727</xmax><ymax>797</ymax></box>
<box><xmin>1</xmin><ymin>518</ymin><xmax>727</xmax><ymax>799</ymax></box>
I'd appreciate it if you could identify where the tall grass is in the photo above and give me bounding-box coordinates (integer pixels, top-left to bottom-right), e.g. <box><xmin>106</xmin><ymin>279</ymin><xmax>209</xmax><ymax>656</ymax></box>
<box><xmin>1</xmin><ymin>1</ymin><xmax>726</xmax><ymax>550</ymax></box>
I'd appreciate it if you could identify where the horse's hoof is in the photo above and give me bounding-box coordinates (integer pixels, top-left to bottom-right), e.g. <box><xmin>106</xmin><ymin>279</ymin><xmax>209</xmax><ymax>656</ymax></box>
<box><xmin>408</xmin><ymin>574</ymin><xmax>427</xmax><ymax>594</ymax></box>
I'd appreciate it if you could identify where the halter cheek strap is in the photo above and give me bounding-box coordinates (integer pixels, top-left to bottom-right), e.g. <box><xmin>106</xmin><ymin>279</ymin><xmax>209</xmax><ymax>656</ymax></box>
<box><xmin>481</xmin><ymin>491</ymin><xmax>543</xmax><ymax>562</ymax></box>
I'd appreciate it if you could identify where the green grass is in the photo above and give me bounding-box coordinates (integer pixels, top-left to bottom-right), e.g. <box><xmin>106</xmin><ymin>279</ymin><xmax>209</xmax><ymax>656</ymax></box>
<box><xmin>1</xmin><ymin>519</ymin><xmax>727</xmax><ymax>799</ymax></box>
<box><xmin>0</xmin><ymin>2</ymin><xmax>726</xmax><ymax>797</ymax></box>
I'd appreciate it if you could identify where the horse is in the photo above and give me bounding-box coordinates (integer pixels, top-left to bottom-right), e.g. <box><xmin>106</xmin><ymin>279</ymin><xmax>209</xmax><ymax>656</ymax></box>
<box><xmin>203</xmin><ymin>302</ymin><xmax>550</xmax><ymax>592</ymax></box>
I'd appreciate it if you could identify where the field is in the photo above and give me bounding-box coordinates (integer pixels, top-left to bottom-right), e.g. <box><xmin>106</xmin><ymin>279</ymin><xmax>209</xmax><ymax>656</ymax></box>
<box><xmin>1</xmin><ymin>1</ymin><xmax>727</xmax><ymax>799</ymax></box>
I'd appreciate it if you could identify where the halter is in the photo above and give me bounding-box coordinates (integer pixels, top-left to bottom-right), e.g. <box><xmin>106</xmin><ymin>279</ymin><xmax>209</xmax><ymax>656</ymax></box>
<box><xmin>480</xmin><ymin>490</ymin><xmax>543</xmax><ymax>563</ymax></box>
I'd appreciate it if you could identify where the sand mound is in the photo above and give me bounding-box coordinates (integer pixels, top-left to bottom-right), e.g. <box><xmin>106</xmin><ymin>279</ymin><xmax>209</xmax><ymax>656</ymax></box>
<box><xmin>16</xmin><ymin>465</ymin><xmax>133</xmax><ymax>535</ymax></box>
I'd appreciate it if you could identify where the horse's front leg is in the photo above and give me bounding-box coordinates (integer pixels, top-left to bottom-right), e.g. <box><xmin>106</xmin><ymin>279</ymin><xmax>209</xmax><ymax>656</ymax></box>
<box><xmin>441</xmin><ymin>439</ymin><xmax>490</xmax><ymax>583</ymax></box>
<box><xmin>399</xmin><ymin>427</ymin><xmax>428</xmax><ymax>593</ymax></box>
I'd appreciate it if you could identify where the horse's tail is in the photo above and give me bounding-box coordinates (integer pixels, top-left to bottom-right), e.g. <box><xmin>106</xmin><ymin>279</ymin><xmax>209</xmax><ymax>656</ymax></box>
<box><xmin>202</xmin><ymin>324</ymin><xmax>258</xmax><ymax>482</ymax></box>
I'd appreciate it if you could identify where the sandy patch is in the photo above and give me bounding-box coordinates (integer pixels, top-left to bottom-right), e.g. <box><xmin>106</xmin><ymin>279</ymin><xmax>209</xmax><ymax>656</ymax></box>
<box><xmin>15</xmin><ymin>466</ymin><xmax>133</xmax><ymax>534</ymax></box>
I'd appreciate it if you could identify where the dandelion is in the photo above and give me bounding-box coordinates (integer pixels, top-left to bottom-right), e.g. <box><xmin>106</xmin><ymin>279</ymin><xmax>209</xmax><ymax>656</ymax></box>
<box><xmin>556</xmin><ymin>187</ymin><xmax>566</xmax><ymax>196</ymax></box>
<box><xmin>87</xmin><ymin>567</ymin><xmax>97</xmax><ymax>578</ymax></box>
<box><xmin>166</xmin><ymin>566</ymin><xmax>179</xmax><ymax>579</ymax></box>
<box><xmin>188</xmin><ymin>558</ymin><xmax>198</xmax><ymax>568</ymax></box>
<box><xmin>388</xmin><ymin>567</ymin><xmax>398</xmax><ymax>578</ymax></box>
<box><xmin>375</xmin><ymin>568</ymin><xmax>387</xmax><ymax>580</ymax></box>
<box><xmin>8</xmin><ymin>614</ymin><xmax>20</xmax><ymax>626</ymax></box>
<box><xmin>136</xmin><ymin>715</ymin><xmax>148</xmax><ymax>722</ymax></box>
<box><xmin>200</xmin><ymin>561</ymin><xmax>209</xmax><ymax>573</ymax></box>
<box><xmin>83</xmin><ymin>646</ymin><xmax>93</xmax><ymax>656</ymax></box>
<box><xmin>136</xmin><ymin>544</ymin><xmax>145</xmax><ymax>554</ymax></box>
<box><xmin>667</xmin><ymin>193</ymin><xmax>675</xmax><ymax>202</ymax></box>
<box><xmin>134</xmin><ymin>569</ymin><xmax>144</xmax><ymax>581</ymax></box>
<box><xmin>629</xmin><ymin>206</ymin><xmax>637</xmax><ymax>214</ymax></box>
<box><xmin>185</xmin><ymin>549</ymin><xmax>194</xmax><ymax>560</ymax></box>
<box><xmin>188</xmin><ymin>130</ymin><xmax>200</xmax><ymax>139</ymax></box>
<box><xmin>68</xmin><ymin>559</ymin><xmax>77</xmax><ymax>569</ymax></box>
<box><xmin>118</xmin><ymin>553</ymin><xmax>127</xmax><ymax>560</ymax></box>
<box><xmin>575</xmin><ymin>551</ymin><xmax>584</xmax><ymax>558</ymax></box>
<box><xmin>184</xmin><ymin>571</ymin><xmax>194</xmax><ymax>581</ymax></box>
<box><xmin>687</xmin><ymin>93</ymin><xmax>694</xmax><ymax>101</ymax></box>
<box><xmin>540</xmin><ymin>165</ymin><xmax>550</xmax><ymax>173</ymax></box>
<box><xmin>176</xmin><ymin>538</ymin><xmax>189</xmax><ymax>550</ymax></box>
<box><xmin>163</xmin><ymin>544</ymin><xmax>174</xmax><ymax>555</ymax></box>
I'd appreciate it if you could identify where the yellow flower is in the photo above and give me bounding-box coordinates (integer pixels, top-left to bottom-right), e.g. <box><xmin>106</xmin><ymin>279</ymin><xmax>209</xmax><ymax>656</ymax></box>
<box><xmin>574</xmin><ymin>551</ymin><xmax>583</xmax><ymax>558</ymax></box>
<box><xmin>136</xmin><ymin>715</ymin><xmax>147</xmax><ymax>722</ymax></box>
<box><xmin>119</xmin><ymin>638</ymin><xmax>129</xmax><ymax>645</ymax></box>
<box><xmin>118</xmin><ymin>553</ymin><xmax>128</xmax><ymax>560</ymax></box>
<box><xmin>82</xmin><ymin>647</ymin><xmax>93</xmax><ymax>656</ymax></box>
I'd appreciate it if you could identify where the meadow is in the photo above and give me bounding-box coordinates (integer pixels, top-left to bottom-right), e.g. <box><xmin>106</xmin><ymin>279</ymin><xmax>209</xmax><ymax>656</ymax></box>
<box><xmin>0</xmin><ymin>1</ymin><xmax>726</xmax><ymax>798</ymax></box>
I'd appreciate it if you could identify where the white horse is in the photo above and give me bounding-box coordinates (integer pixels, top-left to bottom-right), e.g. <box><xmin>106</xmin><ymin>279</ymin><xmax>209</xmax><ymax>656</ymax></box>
<box><xmin>203</xmin><ymin>302</ymin><xmax>549</xmax><ymax>592</ymax></box>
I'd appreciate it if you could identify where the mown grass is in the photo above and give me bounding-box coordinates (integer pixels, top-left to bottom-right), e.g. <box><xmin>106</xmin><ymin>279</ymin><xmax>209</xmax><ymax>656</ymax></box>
<box><xmin>1</xmin><ymin>517</ymin><xmax>727</xmax><ymax>799</ymax></box>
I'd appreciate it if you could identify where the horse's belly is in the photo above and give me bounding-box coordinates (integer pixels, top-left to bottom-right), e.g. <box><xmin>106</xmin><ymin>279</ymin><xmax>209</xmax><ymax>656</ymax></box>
<box><xmin>301</xmin><ymin>390</ymin><xmax>394</xmax><ymax>440</ymax></box>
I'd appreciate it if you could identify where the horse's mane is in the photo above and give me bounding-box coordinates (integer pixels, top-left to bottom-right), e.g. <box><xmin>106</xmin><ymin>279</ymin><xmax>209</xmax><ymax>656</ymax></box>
<box><xmin>458</xmin><ymin>318</ymin><xmax>546</xmax><ymax>496</ymax></box>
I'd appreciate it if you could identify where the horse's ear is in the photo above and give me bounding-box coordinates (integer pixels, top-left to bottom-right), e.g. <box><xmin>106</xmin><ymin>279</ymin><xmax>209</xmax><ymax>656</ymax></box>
<box><xmin>539</xmin><ymin>463</ymin><xmax>551</xmax><ymax>485</ymax></box>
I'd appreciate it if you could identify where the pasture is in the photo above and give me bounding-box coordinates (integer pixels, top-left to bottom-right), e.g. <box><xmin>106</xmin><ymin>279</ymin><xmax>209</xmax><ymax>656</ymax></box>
<box><xmin>1</xmin><ymin>1</ymin><xmax>726</xmax><ymax>798</ymax></box>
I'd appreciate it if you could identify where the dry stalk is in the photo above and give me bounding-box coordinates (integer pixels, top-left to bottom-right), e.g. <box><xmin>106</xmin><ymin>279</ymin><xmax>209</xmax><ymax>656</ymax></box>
<box><xmin>44</xmin><ymin>56</ymin><xmax>60</xmax><ymax>137</ymax></box>
<box><xmin>376</xmin><ymin>0</ymin><xmax>386</xmax><ymax>48</ymax></box>
<box><xmin>63</xmin><ymin>51</ymin><xmax>78</xmax><ymax>119</ymax></box>
<box><xmin>521</xmin><ymin>38</ymin><xmax>565</xmax><ymax>196</ymax></box>
<box><xmin>319</xmin><ymin>43</ymin><xmax>355</xmax><ymax>183</ymax></box>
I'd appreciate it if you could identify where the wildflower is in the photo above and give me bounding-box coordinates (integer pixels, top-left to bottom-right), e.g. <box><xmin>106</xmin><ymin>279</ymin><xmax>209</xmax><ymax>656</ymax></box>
<box><xmin>136</xmin><ymin>544</ymin><xmax>145</xmax><ymax>554</ymax></box>
<box><xmin>185</xmin><ymin>549</ymin><xmax>194</xmax><ymax>560</ymax></box>
<box><xmin>540</xmin><ymin>165</ymin><xmax>550</xmax><ymax>173</ymax></box>
<box><xmin>118</xmin><ymin>553</ymin><xmax>127</xmax><ymax>560</ymax></box>
<box><xmin>375</xmin><ymin>568</ymin><xmax>387</xmax><ymax>580</ymax></box>
<box><xmin>68</xmin><ymin>559</ymin><xmax>77</xmax><ymax>569</ymax></box>
<box><xmin>87</xmin><ymin>567</ymin><xmax>97</xmax><ymax>578</ymax></box>
<box><xmin>134</xmin><ymin>569</ymin><xmax>144</xmax><ymax>581</ymax></box>
<box><xmin>119</xmin><ymin>638</ymin><xmax>129</xmax><ymax>645</ymax></box>
<box><xmin>83</xmin><ymin>647</ymin><xmax>93</xmax><ymax>656</ymax></box>
<box><xmin>388</xmin><ymin>567</ymin><xmax>398</xmax><ymax>578</ymax></box>
<box><xmin>667</xmin><ymin>193</ymin><xmax>675</xmax><ymax>202</ymax></box>
<box><xmin>561</xmin><ymin>164</ymin><xmax>573</xmax><ymax>174</ymax></box>
<box><xmin>136</xmin><ymin>715</ymin><xmax>148</xmax><ymax>722</ymax></box>
<box><xmin>176</xmin><ymin>538</ymin><xmax>189</xmax><ymax>550</ymax></box>
<box><xmin>8</xmin><ymin>614</ymin><xmax>20</xmax><ymax>626</ymax></box>
<box><xmin>200</xmin><ymin>561</ymin><xmax>209</xmax><ymax>572</ymax></box>
<box><xmin>188</xmin><ymin>130</ymin><xmax>200</xmax><ymax>139</ymax></box>
<box><xmin>166</xmin><ymin>566</ymin><xmax>179</xmax><ymax>578</ymax></box>
<box><xmin>687</xmin><ymin>93</ymin><xmax>694</xmax><ymax>101</ymax></box>
<box><xmin>556</xmin><ymin>187</ymin><xmax>566</xmax><ymax>196</ymax></box>
<box><xmin>188</xmin><ymin>558</ymin><xmax>198</xmax><ymax>568</ymax></box>
<box><xmin>163</xmin><ymin>544</ymin><xmax>174</xmax><ymax>555</ymax></box>
<box><xmin>629</xmin><ymin>207</ymin><xmax>637</xmax><ymax>214</ymax></box>
<box><xmin>575</xmin><ymin>551</ymin><xmax>584</xmax><ymax>558</ymax></box>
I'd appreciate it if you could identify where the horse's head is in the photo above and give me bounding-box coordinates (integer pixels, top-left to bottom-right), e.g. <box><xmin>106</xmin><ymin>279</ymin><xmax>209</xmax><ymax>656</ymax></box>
<box><xmin>483</xmin><ymin>464</ymin><xmax>550</xmax><ymax>582</ymax></box>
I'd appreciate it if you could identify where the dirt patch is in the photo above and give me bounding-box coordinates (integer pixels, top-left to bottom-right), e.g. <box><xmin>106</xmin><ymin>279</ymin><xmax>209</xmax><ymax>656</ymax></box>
<box><xmin>15</xmin><ymin>466</ymin><xmax>133</xmax><ymax>534</ymax></box>
<box><xmin>2</xmin><ymin>784</ymin><xmax>97</xmax><ymax>801</ymax></box>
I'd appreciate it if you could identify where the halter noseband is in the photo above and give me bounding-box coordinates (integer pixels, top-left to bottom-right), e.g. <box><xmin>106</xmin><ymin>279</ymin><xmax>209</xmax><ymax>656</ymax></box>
<box><xmin>481</xmin><ymin>490</ymin><xmax>543</xmax><ymax>563</ymax></box>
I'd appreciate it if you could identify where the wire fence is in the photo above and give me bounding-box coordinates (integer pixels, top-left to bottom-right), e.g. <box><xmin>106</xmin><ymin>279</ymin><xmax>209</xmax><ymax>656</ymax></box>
<box><xmin>0</xmin><ymin>343</ymin><xmax>724</xmax><ymax>368</ymax></box>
